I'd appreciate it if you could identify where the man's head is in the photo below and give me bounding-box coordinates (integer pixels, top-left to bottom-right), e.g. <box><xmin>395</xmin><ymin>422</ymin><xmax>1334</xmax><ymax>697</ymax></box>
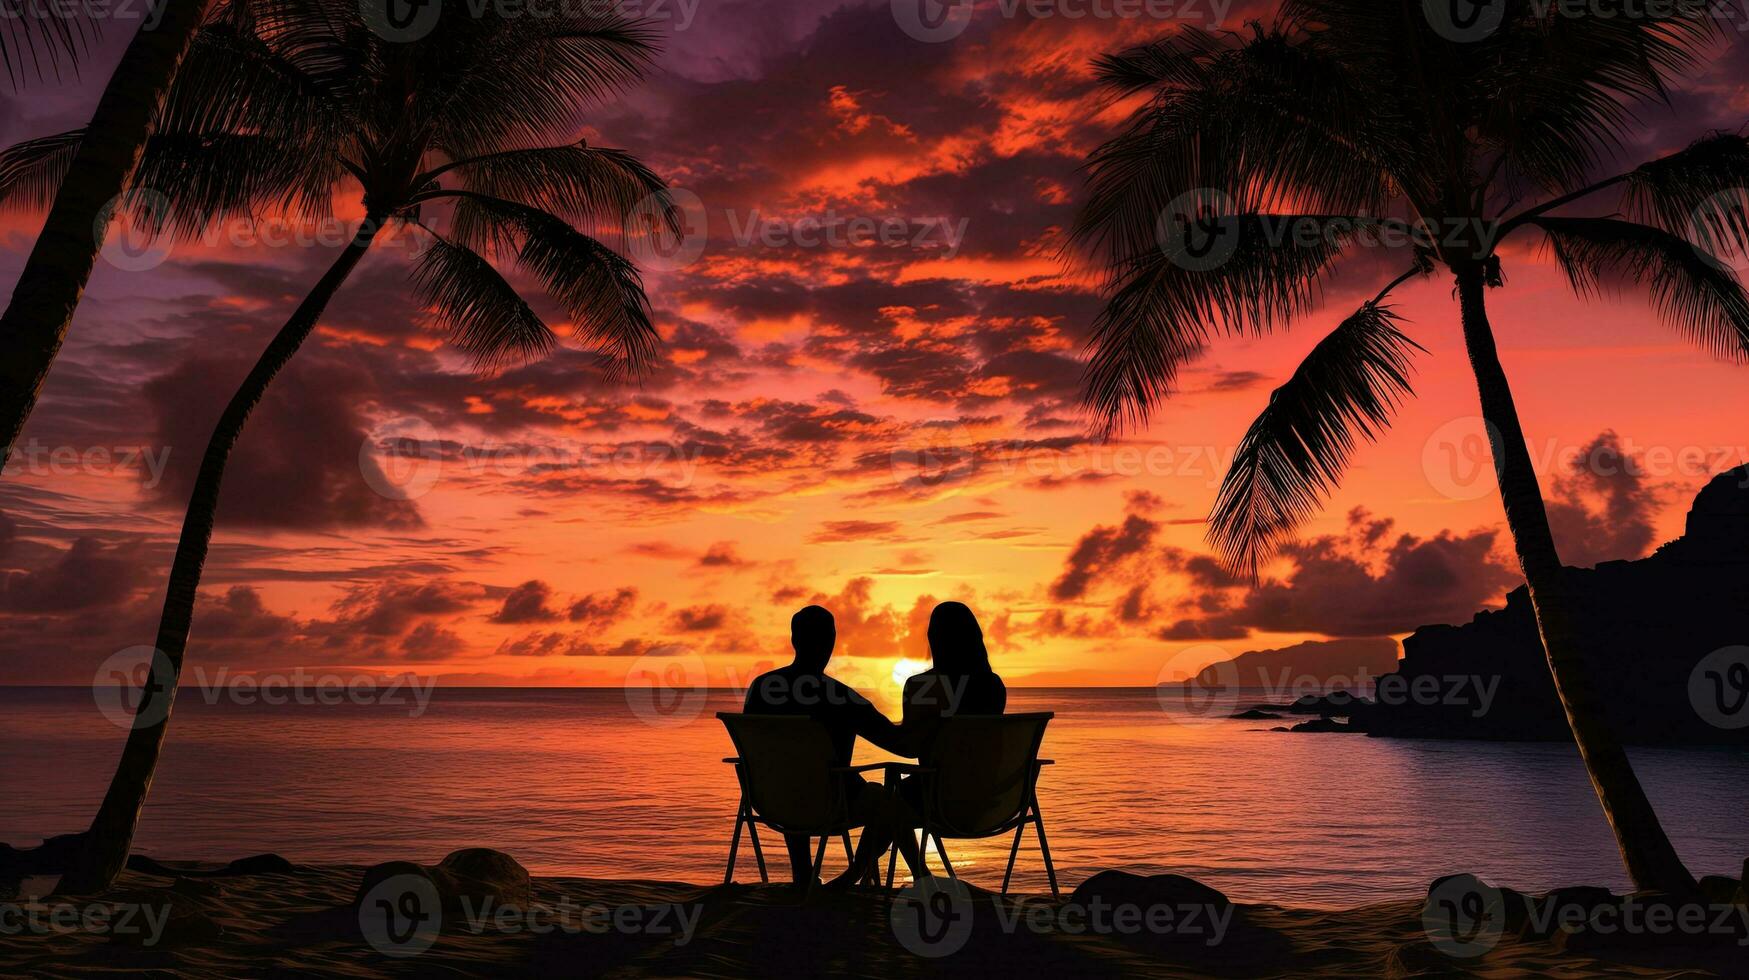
<box><xmin>790</xmin><ymin>605</ymin><xmax>835</xmax><ymax>671</ymax></box>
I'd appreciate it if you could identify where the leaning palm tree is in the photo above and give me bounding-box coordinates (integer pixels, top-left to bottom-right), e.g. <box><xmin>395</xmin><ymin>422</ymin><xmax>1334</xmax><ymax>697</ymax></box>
<box><xmin>1074</xmin><ymin>1</ymin><xmax>1748</xmax><ymax>894</ymax></box>
<box><xmin>0</xmin><ymin>0</ymin><xmax>212</xmax><ymax>468</ymax></box>
<box><xmin>17</xmin><ymin>0</ymin><xmax>672</xmax><ymax>892</ymax></box>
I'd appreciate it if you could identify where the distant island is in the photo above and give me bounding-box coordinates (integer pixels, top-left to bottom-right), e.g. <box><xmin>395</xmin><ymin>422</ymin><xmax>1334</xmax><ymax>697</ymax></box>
<box><xmin>1166</xmin><ymin>637</ymin><xmax>1401</xmax><ymax>696</ymax></box>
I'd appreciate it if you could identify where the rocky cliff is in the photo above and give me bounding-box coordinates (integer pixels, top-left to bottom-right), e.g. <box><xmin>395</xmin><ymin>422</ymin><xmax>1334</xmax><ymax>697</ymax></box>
<box><xmin>1350</xmin><ymin>465</ymin><xmax>1749</xmax><ymax>744</ymax></box>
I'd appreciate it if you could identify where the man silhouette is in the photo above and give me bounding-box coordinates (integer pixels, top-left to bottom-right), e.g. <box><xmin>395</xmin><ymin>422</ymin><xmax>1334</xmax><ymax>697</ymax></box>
<box><xmin>742</xmin><ymin>605</ymin><xmax>903</xmax><ymax>884</ymax></box>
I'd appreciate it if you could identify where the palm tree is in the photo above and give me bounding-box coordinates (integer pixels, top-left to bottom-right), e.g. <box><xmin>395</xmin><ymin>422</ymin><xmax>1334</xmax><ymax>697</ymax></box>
<box><xmin>13</xmin><ymin>0</ymin><xmax>674</xmax><ymax>892</ymax></box>
<box><xmin>1073</xmin><ymin>1</ymin><xmax>1748</xmax><ymax>895</ymax></box>
<box><xmin>0</xmin><ymin>0</ymin><xmax>213</xmax><ymax>469</ymax></box>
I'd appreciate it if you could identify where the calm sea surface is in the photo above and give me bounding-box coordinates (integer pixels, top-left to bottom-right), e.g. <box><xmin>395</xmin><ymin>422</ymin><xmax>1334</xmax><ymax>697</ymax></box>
<box><xmin>3</xmin><ymin>686</ymin><xmax>1746</xmax><ymax>908</ymax></box>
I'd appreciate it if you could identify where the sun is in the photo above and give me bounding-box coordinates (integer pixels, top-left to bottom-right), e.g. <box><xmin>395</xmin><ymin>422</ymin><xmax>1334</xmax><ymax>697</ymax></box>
<box><xmin>891</xmin><ymin>657</ymin><xmax>929</xmax><ymax>685</ymax></box>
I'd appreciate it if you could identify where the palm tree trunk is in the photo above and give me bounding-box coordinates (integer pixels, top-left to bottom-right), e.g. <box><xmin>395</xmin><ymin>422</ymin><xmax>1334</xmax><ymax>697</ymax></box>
<box><xmin>0</xmin><ymin>0</ymin><xmax>211</xmax><ymax>470</ymax></box>
<box><xmin>1453</xmin><ymin>265</ymin><xmax>1696</xmax><ymax>895</ymax></box>
<box><xmin>56</xmin><ymin>220</ymin><xmax>383</xmax><ymax>894</ymax></box>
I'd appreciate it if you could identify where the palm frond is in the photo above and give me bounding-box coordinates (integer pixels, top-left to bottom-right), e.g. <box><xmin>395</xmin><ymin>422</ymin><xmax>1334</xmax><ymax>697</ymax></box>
<box><xmin>1624</xmin><ymin>132</ymin><xmax>1749</xmax><ymax>251</ymax></box>
<box><xmin>0</xmin><ymin>0</ymin><xmax>95</xmax><ymax>90</ymax></box>
<box><xmin>1532</xmin><ymin>216</ymin><xmax>1749</xmax><ymax>362</ymax></box>
<box><xmin>1209</xmin><ymin>301</ymin><xmax>1425</xmax><ymax>580</ymax></box>
<box><xmin>412</xmin><ymin>234</ymin><xmax>555</xmax><ymax>370</ymax></box>
<box><xmin>442</xmin><ymin>193</ymin><xmax>659</xmax><ymax>377</ymax></box>
<box><xmin>1081</xmin><ymin>213</ymin><xmax>1379</xmax><ymax>431</ymax></box>
<box><xmin>422</xmin><ymin>12</ymin><xmax>659</xmax><ymax>157</ymax></box>
<box><xmin>444</xmin><ymin>142</ymin><xmax>670</xmax><ymax>246</ymax></box>
<box><xmin>1075</xmin><ymin>24</ymin><xmax>1403</xmax><ymax>264</ymax></box>
<box><xmin>130</xmin><ymin>131</ymin><xmax>327</xmax><ymax>238</ymax></box>
<box><xmin>1089</xmin><ymin>30</ymin><xmax>1226</xmax><ymax>95</ymax></box>
<box><xmin>160</xmin><ymin>16</ymin><xmax>356</xmax><ymax>151</ymax></box>
<box><xmin>1285</xmin><ymin>0</ymin><xmax>1716</xmax><ymax>197</ymax></box>
<box><xmin>0</xmin><ymin>127</ymin><xmax>82</xmax><ymax>209</ymax></box>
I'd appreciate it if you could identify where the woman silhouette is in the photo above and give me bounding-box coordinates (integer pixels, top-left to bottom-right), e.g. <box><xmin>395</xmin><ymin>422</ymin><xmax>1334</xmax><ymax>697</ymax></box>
<box><xmin>829</xmin><ymin>601</ymin><xmax>1006</xmax><ymax>887</ymax></box>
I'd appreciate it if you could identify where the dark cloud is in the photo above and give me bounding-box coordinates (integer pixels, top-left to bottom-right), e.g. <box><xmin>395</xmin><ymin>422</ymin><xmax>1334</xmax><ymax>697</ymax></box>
<box><xmin>1051</xmin><ymin>507</ymin><xmax>1158</xmax><ymax>600</ymax></box>
<box><xmin>568</xmin><ymin>586</ymin><xmax>638</xmax><ymax>625</ymax></box>
<box><xmin>144</xmin><ymin>353</ymin><xmax>422</xmax><ymax>531</ymax></box>
<box><xmin>0</xmin><ymin>537</ymin><xmax>146</xmax><ymax>612</ymax></box>
<box><xmin>496</xmin><ymin>630</ymin><xmax>646</xmax><ymax>657</ymax></box>
<box><xmin>1050</xmin><ymin>492</ymin><xmax>1520</xmax><ymax>641</ymax></box>
<box><xmin>194</xmin><ymin>586</ymin><xmax>298</xmax><ymax>640</ymax></box>
<box><xmin>810</xmin><ymin>520</ymin><xmax>903</xmax><ymax>543</ymax></box>
<box><xmin>1191</xmin><ymin>510</ymin><xmax>1521</xmax><ymax>637</ymax></box>
<box><xmin>490</xmin><ymin>580</ymin><xmax>561</xmax><ymax>624</ymax></box>
<box><xmin>400</xmin><ymin>621</ymin><xmax>466</xmax><ymax>659</ymax></box>
<box><xmin>326</xmin><ymin>579</ymin><xmax>481</xmax><ymax>636</ymax></box>
<box><xmin>699</xmin><ymin>542</ymin><xmax>748</xmax><ymax>567</ymax></box>
<box><xmin>1545</xmin><ymin>430</ymin><xmax>1660</xmax><ymax>567</ymax></box>
<box><xmin>844</xmin><ymin>338</ymin><xmax>977</xmax><ymax>401</ymax></box>
<box><xmin>668</xmin><ymin>604</ymin><xmax>730</xmax><ymax>632</ymax></box>
<box><xmin>1202</xmin><ymin>370</ymin><xmax>1270</xmax><ymax>393</ymax></box>
<box><xmin>933</xmin><ymin>510</ymin><xmax>1003</xmax><ymax>524</ymax></box>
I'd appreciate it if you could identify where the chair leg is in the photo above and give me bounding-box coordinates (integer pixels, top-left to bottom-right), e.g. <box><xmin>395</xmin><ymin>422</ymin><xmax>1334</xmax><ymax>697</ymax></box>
<box><xmin>1001</xmin><ymin>822</ymin><xmax>1025</xmax><ymax>895</ymax></box>
<box><xmin>934</xmin><ymin>835</ymin><xmax>955</xmax><ymax>878</ymax></box>
<box><xmin>1032</xmin><ymin>797</ymin><xmax>1060</xmax><ymax>899</ymax></box>
<box><xmin>725</xmin><ymin>805</ymin><xmax>746</xmax><ymax>885</ymax></box>
<box><xmin>747</xmin><ymin>819</ymin><xmax>769</xmax><ymax>883</ymax></box>
<box><xmin>841</xmin><ymin>830</ymin><xmax>854</xmax><ymax>864</ymax></box>
<box><xmin>884</xmin><ymin>835</ymin><xmax>899</xmax><ymax>890</ymax></box>
<box><xmin>802</xmin><ymin>834</ymin><xmax>829</xmax><ymax>900</ymax></box>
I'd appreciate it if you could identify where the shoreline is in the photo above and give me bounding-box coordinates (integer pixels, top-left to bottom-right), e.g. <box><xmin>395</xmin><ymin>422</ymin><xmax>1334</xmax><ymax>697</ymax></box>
<box><xmin>3</xmin><ymin>851</ymin><xmax>1745</xmax><ymax>978</ymax></box>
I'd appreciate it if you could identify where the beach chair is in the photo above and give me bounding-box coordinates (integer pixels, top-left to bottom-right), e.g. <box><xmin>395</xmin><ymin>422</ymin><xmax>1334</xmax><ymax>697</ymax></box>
<box><xmin>717</xmin><ymin>712</ymin><xmax>869</xmax><ymax>889</ymax></box>
<box><xmin>885</xmin><ymin>712</ymin><xmax>1060</xmax><ymax>898</ymax></box>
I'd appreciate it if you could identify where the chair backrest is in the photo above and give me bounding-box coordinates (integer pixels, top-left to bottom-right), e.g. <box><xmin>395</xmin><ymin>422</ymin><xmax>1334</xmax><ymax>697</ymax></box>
<box><xmin>922</xmin><ymin>712</ymin><xmax>1052</xmax><ymax>836</ymax></box>
<box><xmin>717</xmin><ymin>712</ymin><xmax>844</xmax><ymax>833</ymax></box>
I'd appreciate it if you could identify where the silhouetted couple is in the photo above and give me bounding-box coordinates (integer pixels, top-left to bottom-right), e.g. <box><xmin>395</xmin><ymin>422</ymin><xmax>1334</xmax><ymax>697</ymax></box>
<box><xmin>742</xmin><ymin>601</ymin><xmax>1005</xmax><ymax>887</ymax></box>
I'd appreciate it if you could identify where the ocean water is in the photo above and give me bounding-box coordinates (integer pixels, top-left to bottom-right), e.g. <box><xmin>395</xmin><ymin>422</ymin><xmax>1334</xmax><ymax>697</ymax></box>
<box><xmin>3</xmin><ymin>686</ymin><xmax>1746</xmax><ymax>908</ymax></box>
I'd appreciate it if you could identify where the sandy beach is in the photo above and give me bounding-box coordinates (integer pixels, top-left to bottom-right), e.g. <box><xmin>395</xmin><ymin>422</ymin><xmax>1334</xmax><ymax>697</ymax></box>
<box><xmin>3</xmin><ymin>850</ymin><xmax>1745</xmax><ymax>978</ymax></box>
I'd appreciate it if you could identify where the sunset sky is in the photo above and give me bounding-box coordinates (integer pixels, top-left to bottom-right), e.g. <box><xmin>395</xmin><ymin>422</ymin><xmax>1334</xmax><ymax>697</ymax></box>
<box><xmin>2</xmin><ymin>0</ymin><xmax>1747</xmax><ymax>698</ymax></box>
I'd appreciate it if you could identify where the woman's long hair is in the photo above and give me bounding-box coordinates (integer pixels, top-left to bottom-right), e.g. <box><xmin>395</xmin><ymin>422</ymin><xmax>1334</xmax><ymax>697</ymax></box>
<box><xmin>926</xmin><ymin>601</ymin><xmax>992</xmax><ymax>674</ymax></box>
